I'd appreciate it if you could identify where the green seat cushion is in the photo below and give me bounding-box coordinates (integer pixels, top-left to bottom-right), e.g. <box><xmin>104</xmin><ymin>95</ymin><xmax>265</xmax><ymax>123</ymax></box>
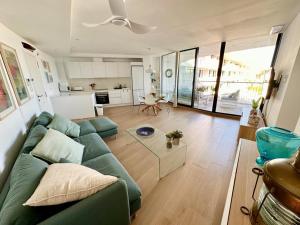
<box><xmin>83</xmin><ymin>153</ymin><xmax>141</xmax><ymax>214</ymax></box>
<box><xmin>98</xmin><ymin>128</ymin><xmax>118</xmax><ymax>138</ymax></box>
<box><xmin>32</xmin><ymin>112</ymin><xmax>53</xmax><ymax>128</ymax></box>
<box><xmin>77</xmin><ymin>120</ymin><xmax>97</xmax><ymax>136</ymax></box>
<box><xmin>0</xmin><ymin>154</ymin><xmax>49</xmax><ymax>225</ymax></box>
<box><xmin>90</xmin><ymin>117</ymin><xmax>118</xmax><ymax>133</ymax></box>
<box><xmin>47</xmin><ymin>114</ymin><xmax>80</xmax><ymax>138</ymax></box>
<box><xmin>21</xmin><ymin>125</ymin><xmax>48</xmax><ymax>154</ymax></box>
<box><xmin>31</xmin><ymin>129</ymin><xmax>84</xmax><ymax>164</ymax></box>
<box><xmin>74</xmin><ymin>133</ymin><xmax>111</xmax><ymax>162</ymax></box>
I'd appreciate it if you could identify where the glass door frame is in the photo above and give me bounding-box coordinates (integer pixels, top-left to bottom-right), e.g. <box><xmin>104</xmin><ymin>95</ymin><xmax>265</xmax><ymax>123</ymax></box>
<box><xmin>161</xmin><ymin>34</ymin><xmax>281</xmax><ymax>117</ymax></box>
<box><xmin>177</xmin><ymin>47</ymin><xmax>199</xmax><ymax>108</ymax></box>
<box><xmin>160</xmin><ymin>51</ymin><xmax>178</xmax><ymax>103</ymax></box>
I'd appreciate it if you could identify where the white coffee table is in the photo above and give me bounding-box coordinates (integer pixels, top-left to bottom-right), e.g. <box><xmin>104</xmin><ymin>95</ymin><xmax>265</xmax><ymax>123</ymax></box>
<box><xmin>127</xmin><ymin>124</ymin><xmax>187</xmax><ymax>178</ymax></box>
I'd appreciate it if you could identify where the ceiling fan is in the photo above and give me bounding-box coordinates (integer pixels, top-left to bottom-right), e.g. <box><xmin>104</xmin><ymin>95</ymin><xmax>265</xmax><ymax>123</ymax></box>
<box><xmin>82</xmin><ymin>0</ymin><xmax>157</xmax><ymax>34</ymax></box>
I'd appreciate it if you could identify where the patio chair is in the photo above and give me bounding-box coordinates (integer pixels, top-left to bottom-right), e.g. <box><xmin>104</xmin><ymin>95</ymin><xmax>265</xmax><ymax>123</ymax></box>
<box><xmin>221</xmin><ymin>90</ymin><xmax>240</xmax><ymax>101</ymax></box>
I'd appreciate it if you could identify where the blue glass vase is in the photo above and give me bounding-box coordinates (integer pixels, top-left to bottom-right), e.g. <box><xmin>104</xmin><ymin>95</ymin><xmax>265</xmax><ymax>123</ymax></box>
<box><xmin>256</xmin><ymin>127</ymin><xmax>300</xmax><ymax>165</ymax></box>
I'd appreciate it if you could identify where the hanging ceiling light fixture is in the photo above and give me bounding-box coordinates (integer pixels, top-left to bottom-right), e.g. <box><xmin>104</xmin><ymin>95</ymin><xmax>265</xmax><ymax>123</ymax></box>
<box><xmin>145</xmin><ymin>65</ymin><xmax>156</xmax><ymax>74</ymax></box>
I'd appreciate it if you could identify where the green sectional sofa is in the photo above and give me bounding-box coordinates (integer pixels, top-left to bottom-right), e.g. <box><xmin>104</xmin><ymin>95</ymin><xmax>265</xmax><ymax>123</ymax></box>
<box><xmin>0</xmin><ymin>112</ymin><xmax>141</xmax><ymax>225</ymax></box>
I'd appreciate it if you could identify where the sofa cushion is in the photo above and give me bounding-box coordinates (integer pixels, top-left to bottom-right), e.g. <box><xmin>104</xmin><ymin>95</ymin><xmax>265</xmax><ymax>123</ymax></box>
<box><xmin>47</xmin><ymin>114</ymin><xmax>80</xmax><ymax>138</ymax></box>
<box><xmin>74</xmin><ymin>133</ymin><xmax>111</xmax><ymax>162</ymax></box>
<box><xmin>77</xmin><ymin>120</ymin><xmax>97</xmax><ymax>136</ymax></box>
<box><xmin>83</xmin><ymin>153</ymin><xmax>141</xmax><ymax>214</ymax></box>
<box><xmin>32</xmin><ymin>111</ymin><xmax>53</xmax><ymax>128</ymax></box>
<box><xmin>90</xmin><ymin>117</ymin><xmax>118</xmax><ymax>133</ymax></box>
<box><xmin>98</xmin><ymin>128</ymin><xmax>118</xmax><ymax>138</ymax></box>
<box><xmin>0</xmin><ymin>154</ymin><xmax>48</xmax><ymax>225</ymax></box>
<box><xmin>21</xmin><ymin>125</ymin><xmax>48</xmax><ymax>154</ymax></box>
<box><xmin>24</xmin><ymin>163</ymin><xmax>117</xmax><ymax>206</ymax></box>
<box><xmin>31</xmin><ymin>129</ymin><xmax>84</xmax><ymax>164</ymax></box>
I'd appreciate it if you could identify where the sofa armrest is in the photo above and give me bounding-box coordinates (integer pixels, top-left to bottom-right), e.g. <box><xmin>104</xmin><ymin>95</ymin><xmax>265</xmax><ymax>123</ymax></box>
<box><xmin>38</xmin><ymin>180</ymin><xmax>130</xmax><ymax>225</ymax></box>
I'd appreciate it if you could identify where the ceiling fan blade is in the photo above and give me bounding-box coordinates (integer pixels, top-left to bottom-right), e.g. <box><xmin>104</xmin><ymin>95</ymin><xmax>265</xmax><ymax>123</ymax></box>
<box><xmin>82</xmin><ymin>22</ymin><xmax>100</xmax><ymax>28</ymax></box>
<box><xmin>108</xmin><ymin>0</ymin><xmax>127</xmax><ymax>17</ymax></box>
<box><xmin>126</xmin><ymin>21</ymin><xmax>157</xmax><ymax>34</ymax></box>
<box><xmin>100</xmin><ymin>16</ymin><xmax>117</xmax><ymax>25</ymax></box>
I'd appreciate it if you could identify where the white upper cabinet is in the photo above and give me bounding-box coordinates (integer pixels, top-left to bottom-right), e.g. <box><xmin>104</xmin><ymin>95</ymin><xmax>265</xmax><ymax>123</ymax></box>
<box><xmin>66</xmin><ymin>61</ymin><xmax>132</xmax><ymax>78</ymax></box>
<box><xmin>117</xmin><ymin>62</ymin><xmax>131</xmax><ymax>77</ymax></box>
<box><xmin>67</xmin><ymin>62</ymin><xmax>81</xmax><ymax>78</ymax></box>
<box><xmin>92</xmin><ymin>62</ymin><xmax>106</xmax><ymax>78</ymax></box>
<box><xmin>79</xmin><ymin>62</ymin><xmax>93</xmax><ymax>77</ymax></box>
<box><xmin>105</xmin><ymin>62</ymin><xmax>118</xmax><ymax>77</ymax></box>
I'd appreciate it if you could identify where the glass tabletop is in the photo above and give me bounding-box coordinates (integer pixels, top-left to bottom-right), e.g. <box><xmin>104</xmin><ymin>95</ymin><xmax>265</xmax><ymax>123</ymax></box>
<box><xmin>127</xmin><ymin>124</ymin><xmax>186</xmax><ymax>159</ymax></box>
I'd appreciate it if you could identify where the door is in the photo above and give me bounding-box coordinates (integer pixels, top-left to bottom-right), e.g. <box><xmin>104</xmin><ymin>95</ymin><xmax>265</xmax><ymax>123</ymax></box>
<box><xmin>177</xmin><ymin>48</ymin><xmax>198</xmax><ymax>106</ymax></box>
<box><xmin>131</xmin><ymin>66</ymin><xmax>144</xmax><ymax>105</ymax></box>
<box><xmin>132</xmin><ymin>66</ymin><xmax>144</xmax><ymax>90</ymax></box>
<box><xmin>161</xmin><ymin>52</ymin><xmax>177</xmax><ymax>102</ymax></box>
<box><xmin>23</xmin><ymin>50</ymin><xmax>52</xmax><ymax>112</ymax></box>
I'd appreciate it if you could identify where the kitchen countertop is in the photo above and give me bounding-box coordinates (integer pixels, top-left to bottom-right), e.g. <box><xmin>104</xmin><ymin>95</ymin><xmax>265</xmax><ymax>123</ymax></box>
<box><xmin>54</xmin><ymin>91</ymin><xmax>95</xmax><ymax>97</ymax></box>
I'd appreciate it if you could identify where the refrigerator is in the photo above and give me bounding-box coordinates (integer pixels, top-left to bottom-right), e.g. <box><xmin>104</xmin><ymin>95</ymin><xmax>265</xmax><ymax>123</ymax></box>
<box><xmin>131</xmin><ymin>65</ymin><xmax>145</xmax><ymax>105</ymax></box>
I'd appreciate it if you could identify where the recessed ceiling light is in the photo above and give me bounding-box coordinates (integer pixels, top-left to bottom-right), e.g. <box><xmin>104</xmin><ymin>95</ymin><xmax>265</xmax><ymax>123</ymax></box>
<box><xmin>270</xmin><ymin>25</ymin><xmax>284</xmax><ymax>35</ymax></box>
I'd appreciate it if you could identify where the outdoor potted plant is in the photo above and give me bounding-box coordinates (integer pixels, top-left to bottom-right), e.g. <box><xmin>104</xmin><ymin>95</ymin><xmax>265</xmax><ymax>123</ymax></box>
<box><xmin>248</xmin><ymin>97</ymin><xmax>261</xmax><ymax>125</ymax></box>
<box><xmin>250</xmin><ymin>97</ymin><xmax>261</xmax><ymax>115</ymax></box>
<box><xmin>172</xmin><ymin>130</ymin><xmax>183</xmax><ymax>145</ymax></box>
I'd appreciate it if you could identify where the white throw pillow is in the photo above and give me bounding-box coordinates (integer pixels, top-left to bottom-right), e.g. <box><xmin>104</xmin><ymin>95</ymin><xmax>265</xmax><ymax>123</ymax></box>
<box><xmin>24</xmin><ymin>163</ymin><xmax>118</xmax><ymax>206</ymax></box>
<box><xmin>31</xmin><ymin>128</ymin><xmax>84</xmax><ymax>164</ymax></box>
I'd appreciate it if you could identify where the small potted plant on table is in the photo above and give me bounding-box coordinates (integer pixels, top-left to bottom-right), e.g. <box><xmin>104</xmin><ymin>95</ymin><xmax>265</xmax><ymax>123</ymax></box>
<box><xmin>172</xmin><ymin>130</ymin><xmax>183</xmax><ymax>145</ymax></box>
<box><xmin>166</xmin><ymin>133</ymin><xmax>173</xmax><ymax>149</ymax></box>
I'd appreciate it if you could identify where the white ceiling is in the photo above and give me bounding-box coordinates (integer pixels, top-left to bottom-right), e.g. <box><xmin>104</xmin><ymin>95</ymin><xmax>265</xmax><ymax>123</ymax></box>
<box><xmin>0</xmin><ymin>0</ymin><xmax>299</xmax><ymax>56</ymax></box>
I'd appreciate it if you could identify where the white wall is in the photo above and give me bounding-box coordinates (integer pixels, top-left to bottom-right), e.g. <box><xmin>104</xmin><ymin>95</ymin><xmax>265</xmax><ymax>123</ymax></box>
<box><xmin>143</xmin><ymin>55</ymin><xmax>158</xmax><ymax>95</ymax></box>
<box><xmin>265</xmin><ymin>13</ymin><xmax>300</xmax><ymax>130</ymax></box>
<box><xmin>0</xmin><ymin>23</ymin><xmax>58</xmax><ymax>189</ymax></box>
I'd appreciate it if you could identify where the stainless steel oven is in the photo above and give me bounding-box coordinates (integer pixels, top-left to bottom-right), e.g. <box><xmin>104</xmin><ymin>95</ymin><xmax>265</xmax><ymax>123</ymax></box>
<box><xmin>95</xmin><ymin>91</ymin><xmax>109</xmax><ymax>104</ymax></box>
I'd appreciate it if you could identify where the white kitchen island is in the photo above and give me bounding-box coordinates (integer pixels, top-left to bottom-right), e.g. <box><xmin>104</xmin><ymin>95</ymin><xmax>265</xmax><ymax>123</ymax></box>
<box><xmin>50</xmin><ymin>92</ymin><xmax>95</xmax><ymax>119</ymax></box>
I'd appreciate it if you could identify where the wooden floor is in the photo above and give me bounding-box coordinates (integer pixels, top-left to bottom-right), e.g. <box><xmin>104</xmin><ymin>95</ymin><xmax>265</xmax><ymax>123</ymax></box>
<box><xmin>105</xmin><ymin>105</ymin><xmax>240</xmax><ymax>225</ymax></box>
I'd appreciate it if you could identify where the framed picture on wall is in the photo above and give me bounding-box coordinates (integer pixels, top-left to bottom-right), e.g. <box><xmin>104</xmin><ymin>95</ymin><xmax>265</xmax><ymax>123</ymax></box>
<box><xmin>42</xmin><ymin>60</ymin><xmax>51</xmax><ymax>72</ymax></box>
<box><xmin>0</xmin><ymin>54</ymin><xmax>15</xmax><ymax>120</ymax></box>
<box><xmin>0</xmin><ymin>43</ymin><xmax>30</xmax><ymax>105</ymax></box>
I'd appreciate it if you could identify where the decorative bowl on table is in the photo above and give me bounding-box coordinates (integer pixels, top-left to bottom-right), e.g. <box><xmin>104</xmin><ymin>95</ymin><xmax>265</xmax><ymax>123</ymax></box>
<box><xmin>136</xmin><ymin>127</ymin><xmax>155</xmax><ymax>137</ymax></box>
<box><xmin>256</xmin><ymin>127</ymin><xmax>300</xmax><ymax>165</ymax></box>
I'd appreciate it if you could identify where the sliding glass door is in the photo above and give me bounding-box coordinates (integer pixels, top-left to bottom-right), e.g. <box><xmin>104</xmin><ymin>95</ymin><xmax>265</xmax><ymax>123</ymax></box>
<box><xmin>177</xmin><ymin>48</ymin><xmax>197</xmax><ymax>106</ymax></box>
<box><xmin>216</xmin><ymin>38</ymin><xmax>276</xmax><ymax>115</ymax></box>
<box><xmin>193</xmin><ymin>44</ymin><xmax>221</xmax><ymax>111</ymax></box>
<box><xmin>161</xmin><ymin>52</ymin><xmax>177</xmax><ymax>102</ymax></box>
<box><xmin>161</xmin><ymin>35</ymin><xmax>278</xmax><ymax>116</ymax></box>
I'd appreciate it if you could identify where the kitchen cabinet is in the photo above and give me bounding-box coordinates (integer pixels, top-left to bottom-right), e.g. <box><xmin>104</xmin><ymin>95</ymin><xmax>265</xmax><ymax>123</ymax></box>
<box><xmin>66</xmin><ymin>62</ymin><xmax>81</xmax><ymax>78</ymax></box>
<box><xmin>121</xmin><ymin>88</ymin><xmax>132</xmax><ymax>104</ymax></box>
<box><xmin>66</xmin><ymin>61</ymin><xmax>132</xmax><ymax>78</ymax></box>
<box><xmin>108</xmin><ymin>89</ymin><xmax>132</xmax><ymax>105</ymax></box>
<box><xmin>79</xmin><ymin>62</ymin><xmax>93</xmax><ymax>77</ymax></box>
<box><xmin>108</xmin><ymin>90</ymin><xmax>122</xmax><ymax>104</ymax></box>
<box><xmin>106</xmin><ymin>62</ymin><xmax>118</xmax><ymax>77</ymax></box>
<box><xmin>117</xmin><ymin>62</ymin><xmax>131</xmax><ymax>77</ymax></box>
<box><xmin>92</xmin><ymin>62</ymin><xmax>106</xmax><ymax>78</ymax></box>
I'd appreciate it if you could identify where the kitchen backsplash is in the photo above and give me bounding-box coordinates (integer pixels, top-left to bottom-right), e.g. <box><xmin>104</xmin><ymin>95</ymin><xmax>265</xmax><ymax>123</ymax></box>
<box><xmin>68</xmin><ymin>77</ymin><xmax>132</xmax><ymax>90</ymax></box>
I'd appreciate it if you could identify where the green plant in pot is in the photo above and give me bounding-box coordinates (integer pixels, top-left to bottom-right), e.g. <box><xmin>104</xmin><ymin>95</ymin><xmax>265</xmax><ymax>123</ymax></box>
<box><xmin>172</xmin><ymin>130</ymin><xmax>183</xmax><ymax>145</ymax></box>
<box><xmin>248</xmin><ymin>97</ymin><xmax>262</xmax><ymax>125</ymax></box>
<box><xmin>165</xmin><ymin>133</ymin><xmax>173</xmax><ymax>149</ymax></box>
<box><xmin>251</xmin><ymin>97</ymin><xmax>261</xmax><ymax>116</ymax></box>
